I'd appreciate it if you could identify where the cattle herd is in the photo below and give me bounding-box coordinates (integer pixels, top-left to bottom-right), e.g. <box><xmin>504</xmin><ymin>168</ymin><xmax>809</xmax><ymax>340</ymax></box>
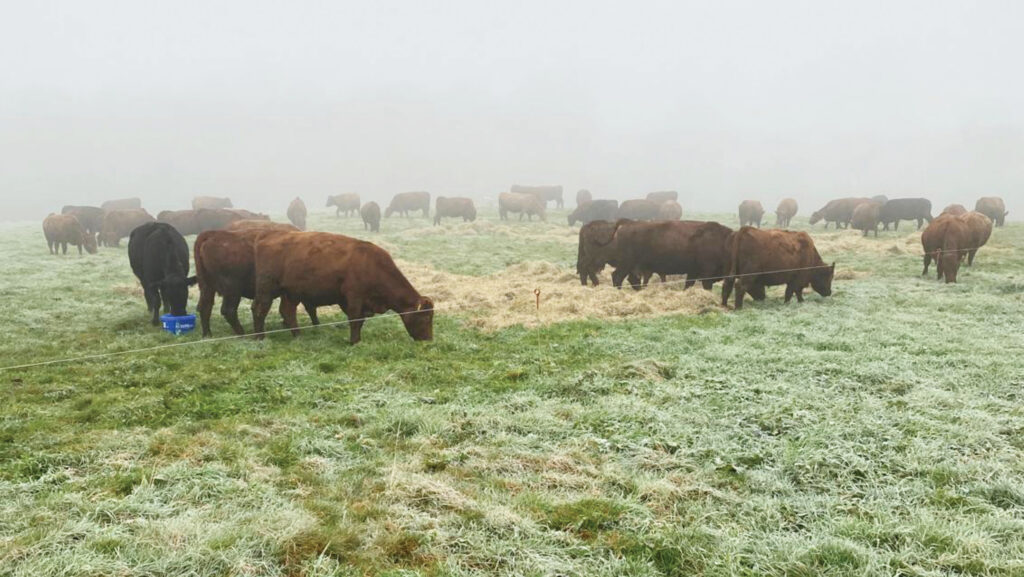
<box><xmin>40</xmin><ymin>188</ymin><xmax>1010</xmax><ymax>343</ymax></box>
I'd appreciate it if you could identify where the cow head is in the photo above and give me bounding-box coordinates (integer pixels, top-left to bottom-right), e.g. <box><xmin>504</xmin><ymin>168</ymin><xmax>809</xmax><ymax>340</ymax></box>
<box><xmin>809</xmin><ymin>210</ymin><xmax>824</xmax><ymax>225</ymax></box>
<box><xmin>81</xmin><ymin>232</ymin><xmax>98</xmax><ymax>254</ymax></box>
<box><xmin>325</xmin><ymin>196</ymin><xmax>334</xmax><ymax>207</ymax></box>
<box><xmin>938</xmin><ymin>250</ymin><xmax>962</xmax><ymax>283</ymax></box>
<box><xmin>811</xmin><ymin>262</ymin><xmax>835</xmax><ymax>297</ymax></box>
<box><xmin>401</xmin><ymin>297</ymin><xmax>434</xmax><ymax>341</ymax></box>
<box><xmin>467</xmin><ymin>205</ymin><xmax>477</xmax><ymax>222</ymax></box>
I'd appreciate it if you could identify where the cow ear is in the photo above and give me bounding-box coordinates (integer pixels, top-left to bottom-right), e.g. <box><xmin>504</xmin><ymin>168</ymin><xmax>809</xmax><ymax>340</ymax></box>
<box><xmin>417</xmin><ymin>297</ymin><xmax>434</xmax><ymax>312</ymax></box>
<box><xmin>186</xmin><ymin>275</ymin><xmax>198</xmax><ymax>287</ymax></box>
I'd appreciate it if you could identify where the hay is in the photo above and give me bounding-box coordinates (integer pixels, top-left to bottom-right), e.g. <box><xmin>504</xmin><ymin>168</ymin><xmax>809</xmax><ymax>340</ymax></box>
<box><xmin>812</xmin><ymin>230</ymin><xmax>924</xmax><ymax>257</ymax></box>
<box><xmin>398</xmin><ymin>220</ymin><xmax>579</xmax><ymax>244</ymax></box>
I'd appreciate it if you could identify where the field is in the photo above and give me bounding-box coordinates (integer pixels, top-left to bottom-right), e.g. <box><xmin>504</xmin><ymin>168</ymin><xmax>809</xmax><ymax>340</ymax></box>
<box><xmin>1</xmin><ymin>208</ymin><xmax>1023</xmax><ymax>576</ymax></box>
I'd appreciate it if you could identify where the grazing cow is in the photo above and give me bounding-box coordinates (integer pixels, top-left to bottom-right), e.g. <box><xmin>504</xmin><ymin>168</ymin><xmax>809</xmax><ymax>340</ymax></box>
<box><xmin>775</xmin><ymin>198</ymin><xmax>798</xmax><ymax>228</ymax></box>
<box><xmin>646</xmin><ymin>191</ymin><xmax>678</xmax><ymax>204</ymax></box>
<box><xmin>511</xmin><ymin>185</ymin><xmax>563</xmax><ymax>208</ymax></box>
<box><xmin>434</xmin><ymin>197</ymin><xmax>477</xmax><ymax>225</ymax></box>
<box><xmin>187</xmin><ymin>208</ymin><xmax>268</xmax><ymax>234</ymax></box>
<box><xmin>327</xmin><ymin>193</ymin><xmax>361</xmax><ymax>217</ymax></box>
<box><xmin>101</xmin><ymin>198</ymin><xmax>142</xmax><ymax>212</ymax></box>
<box><xmin>879</xmin><ymin>198</ymin><xmax>933</xmax><ymax>231</ymax></box>
<box><xmin>576</xmin><ymin>189</ymin><xmax>592</xmax><ymax>207</ymax></box>
<box><xmin>607</xmin><ymin>220</ymin><xmax>734</xmax><ymax>290</ymax></box>
<box><xmin>920</xmin><ymin>215</ymin><xmax>970</xmax><ymax>283</ymax></box>
<box><xmin>252</xmin><ymin>232</ymin><xmax>434</xmax><ymax>344</ymax></box>
<box><xmin>871</xmin><ymin>195</ymin><xmax>889</xmax><ymax>204</ymax></box>
<box><xmin>657</xmin><ymin>201</ymin><xmax>683</xmax><ymax>221</ymax></box>
<box><xmin>577</xmin><ymin>221</ymin><xmax>619</xmax><ymax>286</ymax></box>
<box><xmin>850</xmin><ymin>202</ymin><xmax>882</xmax><ymax>237</ymax></box>
<box><xmin>615</xmin><ymin>199</ymin><xmax>661</xmax><ymax>221</ymax></box>
<box><xmin>721</xmin><ymin>227</ymin><xmax>834</xmax><ymax>309</ymax></box>
<box><xmin>43</xmin><ymin>214</ymin><xmax>97</xmax><ymax>255</ymax></box>
<box><xmin>568</xmin><ymin>199</ymin><xmax>618</xmax><ymax>226</ymax></box>
<box><xmin>60</xmin><ymin>206</ymin><xmax>104</xmax><ymax>235</ymax></box>
<box><xmin>738</xmin><ymin>200</ymin><xmax>765</xmax><ymax>228</ymax></box>
<box><xmin>499</xmin><ymin>192</ymin><xmax>546</xmax><ymax>222</ymax></box>
<box><xmin>809</xmin><ymin>197</ymin><xmax>872</xmax><ymax>229</ymax></box>
<box><xmin>158</xmin><ymin>210</ymin><xmax>202</xmax><ymax>236</ymax></box>
<box><xmin>226</xmin><ymin>220</ymin><xmax>298</xmax><ymax>233</ymax></box>
<box><xmin>287</xmin><ymin>197</ymin><xmax>307</xmax><ymax>231</ymax></box>
<box><xmin>361</xmin><ymin>201</ymin><xmax>381</xmax><ymax>232</ymax></box>
<box><xmin>192</xmin><ymin>196</ymin><xmax>233</xmax><ymax>210</ymax></box>
<box><xmin>128</xmin><ymin>222</ymin><xmax>196</xmax><ymax>325</ymax></box>
<box><xmin>941</xmin><ymin>204</ymin><xmax>968</xmax><ymax>217</ymax></box>
<box><xmin>99</xmin><ymin>209</ymin><xmax>155</xmax><ymax>247</ymax></box>
<box><xmin>958</xmin><ymin>211</ymin><xmax>992</xmax><ymax>267</ymax></box>
<box><xmin>975</xmin><ymin>197</ymin><xmax>1008</xmax><ymax>227</ymax></box>
<box><xmin>385</xmin><ymin>191</ymin><xmax>430</xmax><ymax>217</ymax></box>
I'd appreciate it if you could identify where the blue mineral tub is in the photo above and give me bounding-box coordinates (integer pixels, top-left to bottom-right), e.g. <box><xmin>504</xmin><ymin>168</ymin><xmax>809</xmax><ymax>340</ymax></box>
<box><xmin>160</xmin><ymin>313</ymin><xmax>196</xmax><ymax>336</ymax></box>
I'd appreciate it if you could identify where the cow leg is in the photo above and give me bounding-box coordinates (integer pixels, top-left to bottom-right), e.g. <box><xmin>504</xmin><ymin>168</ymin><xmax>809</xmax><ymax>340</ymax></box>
<box><xmin>701</xmin><ymin>279</ymin><xmax>715</xmax><ymax>290</ymax></box>
<box><xmin>147</xmin><ymin>289</ymin><xmax>162</xmax><ymax>326</ymax></box>
<box><xmin>733</xmin><ymin>281</ymin><xmax>746</xmax><ymax>310</ymax></box>
<box><xmin>198</xmin><ymin>287</ymin><xmax>215</xmax><ymax>337</ymax></box>
<box><xmin>61</xmin><ymin>242</ymin><xmax>68</xmax><ymax>254</ymax></box>
<box><xmin>894</xmin><ymin>220</ymin><xmax>900</xmax><ymax>231</ymax></box>
<box><xmin>628</xmin><ymin>272</ymin><xmax>642</xmax><ymax>291</ymax></box>
<box><xmin>216</xmin><ymin>294</ymin><xmax>243</xmax><ymax>335</ymax></box>
<box><xmin>588</xmin><ymin>272</ymin><xmax>599</xmax><ymax>287</ymax></box>
<box><xmin>611</xmin><ymin>267</ymin><xmax>630</xmax><ymax>289</ymax></box>
<box><xmin>721</xmin><ymin>277</ymin><xmax>734</xmax><ymax>307</ymax></box>
<box><xmin>922</xmin><ymin>253</ymin><xmax>932</xmax><ymax>275</ymax></box>
<box><xmin>784</xmin><ymin>285</ymin><xmax>794</xmax><ymax>303</ymax></box>
<box><xmin>968</xmin><ymin>249</ymin><xmax>976</xmax><ymax>267</ymax></box>
<box><xmin>77</xmin><ymin>243</ymin><xmax>83</xmax><ymax>255</ymax></box>
<box><xmin>795</xmin><ymin>288</ymin><xmax>805</xmax><ymax>302</ymax></box>
<box><xmin>341</xmin><ymin>297</ymin><xmax>365</xmax><ymax>345</ymax></box>
<box><xmin>684</xmin><ymin>279</ymin><xmax>695</xmax><ymax>289</ymax></box>
<box><xmin>279</xmin><ymin>298</ymin><xmax>300</xmax><ymax>337</ymax></box>
<box><xmin>251</xmin><ymin>295</ymin><xmax>274</xmax><ymax>340</ymax></box>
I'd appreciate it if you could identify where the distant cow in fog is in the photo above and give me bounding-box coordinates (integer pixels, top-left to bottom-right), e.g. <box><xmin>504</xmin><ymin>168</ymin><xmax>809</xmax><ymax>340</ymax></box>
<box><xmin>60</xmin><ymin>205</ymin><xmax>105</xmax><ymax>235</ymax></box>
<box><xmin>158</xmin><ymin>210</ymin><xmax>202</xmax><ymax>236</ymax></box>
<box><xmin>99</xmin><ymin>208</ymin><xmax>155</xmax><ymax>247</ymax></box>
<box><xmin>809</xmin><ymin>197</ymin><xmax>872</xmax><ymax>229</ymax></box>
<box><xmin>657</xmin><ymin>201</ymin><xmax>683</xmax><ymax>221</ymax></box>
<box><xmin>941</xmin><ymin>204</ymin><xmax>968</xmax><ymax>217</ymax></box>
<box><xmin>775</xmin><ymin>198</ymin><xmax>798</xmax><ymax>228</ymax></box>
<box><xmin>738</xmin><ymin>200</ymin><xmax>765</xmax><ymax>228</ymax></box>
<box><xmin>43</xmin><ymin>214</ymin><xmax>97</xmax><ymax>255</ymax></box>
<box><xmin>386</xmin><ymin>191</ymin><xmax>430</xmax><ymax>217</ymax></box>
<box><xmin>959</xmin><ymin>211</ymin><xmax>992</xmax><ymax>267</ymax></box>
<box><xmin>975</xmin><ymin>197</ymin><xmax>1008</xmax><ymax>227</ymax></box>
<box><xmin>576</xmin><ymin>189</ymin><xmax>592</xmax><ymax>207</ymax></box>
<box><xmin>646</xmin><ymin>191</ymin><xmax>678</xmax><ymax>204</ymax></box>
<box><xmin>511</xmin><ymin>185</ymin><xmax>563</xmax><ymax>208</ymax></box>
<box><xmin>722</xmin><ymin>227</ymin><xmax>834</xmax><ymax>309</ymax></box>
<box><xmin>879</xmin><ymin>198</ymin><xmax>933</xmax><ymax>231</ymax></box>
<box><xmin>287</xmin><ymin>197</ymin><xmax>307</xmax><ymax>231</ymax></box>
<box><xmin>568</xmin><ymin>200</ymin><xmax>618</xmax><ymax>226</ymax></box>
<box><xmin>850</xmin><ymin>202</ymin><xmax>882</xmax><ymax>237</ymax></box>
<box><xmin>327</xmin><ymin>193</ymin><xmax>361</xmax><ymax>217</ymax></box>
<box><xmin>361</xmin><ymin>201</ymin><xmax>381</xmax><ymax>232</ymax></box>
<box><xmin>607</xmin><ymin>220</ymin><xmax>734</xmax><ymax>291</ymax></box>
<box><xmin>615</xmin><ymin>199</ymin><xmax>661</xmax><ymax>221</ymax></box>
<box><xmin>434</xmin><ymin>197</ymin><xmax>477</xmax><ymax>225</ymax></box>
<box><xmin>101</xmin><ymin>197</ymin><xmax>142</xmax><ymax>212</ymax></box>
<box><xmin>192</xmin><ymin>208</ymin><xmax>267</xmax><ymax>234</ymax></box>
<box><xmin>921</xmin><ymin>215</ymin><xmax>969</xmax><ymax>283</ymax></box>
<box><xmin>499</xmin><ymin>192</ymin><xmax>546</xmax><ymax>221</ymax></box>
<box><xmin>129</xmin><ymin>222</ymin><xmax>195</xmax><ymax>325</ymax></box>
<box><xmin>871</xmin><ymin>195</ymin><xmax>888</xmax><ymax>204</ymax></box>
<box><xmin>225</xmin><ymin>220</ymin><xmax>298</xmax><ymax>233</ymax></box>
<box><xmin>192</xmin><ymin>196</ymin><xmax>233</xmax><ymax>210</ymax></box>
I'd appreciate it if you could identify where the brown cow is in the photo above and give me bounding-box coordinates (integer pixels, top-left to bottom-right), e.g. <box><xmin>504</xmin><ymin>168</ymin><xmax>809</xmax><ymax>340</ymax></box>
<box><xmin>941</xmin><ymin>204</ymin><xmax>968</xmax><ymax>216</ymax></box>
<box><xmin>920</xmin><ymin>214</ymin><xmax>970</xmax><ymax>282</ymax></box>
<box><xmin>657</xmin><ymin>201</ymin><xmax>683</xmax><ymax>221</ymax></box>
<box><xmin>958</xmin><ymin>211</ymin><xmax>992</xmax><ymax>267</ymax></box>
<box><xmin>225</xmin><ymin>220</ymin><xmax>298</xmax><ymax>233</ymax></box>
<box><xmin>607</xmin><ymin>220</ymin><xmax>734</xmax><ymax>290</ymax></box>
<box><xmin>43</xmin><ymin>214</ymin><xmax>97</xmax><ymax>255</ymax></box>
<box><xmin>721</xmin><ymin>227</ymin><xmax>834</xmax><ymax>309</ymax></box>
<box><xmin>101</xmin><ymin>198</ymin><xmax>142</xmax><ymax>212</ymax></box>
<box><xmin>646</xmin><ymin>191</ymin><xmax>678</xmax><ymax>204</ymax></box>
<box><xmin>499</xmin><ymin>192</ymin><xmax>546</xmax><ymax>221</ymax></box>
<box><xmin>227</xmin><ymin>209</ymin><xmax>269</xmax><ymax>220</ymax></box>
<box><xmin>287</xmin><ymin>197</ymin><xmax>307</xmax><ymax>231</ymax></box>
<box><xmin>738</xmin><ymin>200</ymin><xmax>765</xmax><ymax>228</ymax></box>
<box><xmin>850</xmin><ymin>202</ymin><xmax>882</xmax><ymax>237</ymax></box>
<box><xmin>60</xmin><ymin>206</ymin><xmax>104</xmax><ymax>235</ymax></box>
<box><xmin>511</xmin><ymin>185</ymin><xmax>563</xmax><ymax>208</ymax></box>
<box><xmin>192</xmin><ymin>196</ymin><xmax>233</xmax><ymax>210</ymax></box>
<box><xmin>568</xmin><ymin>199</ymin><xmax>618</xmax><ymax>226</ymax></box>
<box><xmin>879</xmin><ymin>198</ymin><xmax>933</xmax><ymax>231</ymax></box>
<box><xmin>975</xmin><ymin>197</ymin><xmax>1008</xmax><ymax>227</ymax></box>
<box><xmin>576</xmin><ymin>189</ymin><xmax>592</xmax><ymax>207</ymax></box>
<box><xmin>434</xmin><ymin>197</ymin><xmax>477</xmax><ymax>225</ymax></box>
<box><xmin>809</xmin><ymin>197</ymin><xmax>872</xmax><ymax>229</ymax></box>
<box><xmin>615</xmin><ymin>199</ymin><xmax>661</xmax><ymax>221</ymax></box>
<box><xmin>99</xmin><ymin>209</ymin><xmax>155</xmax><ymax>247</ymax></box>
<box><xmin>577</xmin><ymin>221</ymin><xmax>619</xmax><ymax>286</ymax></box>
<box><xmin>252</xmin><ymin>232</ymin><xmax>434</xmax><ymax>344</ymax></box>
<box><xmin>361</xmin><ymin>201</ymin><xmax>381</xmax><ymax>232</ymax></box>
<box><xmin>192</xmin><ymin>208</ymin><xmax>268</xmax><ymax>234</ymax></box>
<box><xmin>775</xmin><ymin>198</ymin><xmax>798</xmax><ymax>228</ymax></box>
<box><xmin>327</xmin><ymin>193</ymin><xmax>361</xmax><ymax>217</ymax></box>
<box><xmin>385</xmin><ymin>191</ymin><xmax>430</xmax><ymax>217</ymax></box>
<box><xmin>158</xmin><ymin>210</ymin><xmax>201</xmax><ymax>236</ymax></box>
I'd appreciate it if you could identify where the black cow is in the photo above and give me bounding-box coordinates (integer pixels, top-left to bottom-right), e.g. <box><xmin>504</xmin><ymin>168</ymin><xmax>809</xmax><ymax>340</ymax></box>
<box><xmin>128</xmin><ymin>222</ymin><xmax>197</xmax><ymax>326</ymax></box>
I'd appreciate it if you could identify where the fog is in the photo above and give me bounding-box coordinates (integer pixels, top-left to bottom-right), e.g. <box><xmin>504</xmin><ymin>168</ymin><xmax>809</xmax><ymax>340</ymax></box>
<box><xmin>3</xmin><ymin>0</ymin><xmax>1022</xmax><ymax>221</ymax></box>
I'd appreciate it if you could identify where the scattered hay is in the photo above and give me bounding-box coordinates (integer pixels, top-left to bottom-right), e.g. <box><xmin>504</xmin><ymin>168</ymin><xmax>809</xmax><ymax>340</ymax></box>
<box><xmin>813</xmin><ymin>230</ymin><xmax>923</xmax><ymax>257</ymax></box>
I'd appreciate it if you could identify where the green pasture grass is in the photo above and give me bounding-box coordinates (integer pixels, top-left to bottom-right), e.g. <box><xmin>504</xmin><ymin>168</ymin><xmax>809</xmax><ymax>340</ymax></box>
<box><xmin>0</xmin><ymin>210</ymin><xmax>1022</xmax><ymax>576</ymax></box>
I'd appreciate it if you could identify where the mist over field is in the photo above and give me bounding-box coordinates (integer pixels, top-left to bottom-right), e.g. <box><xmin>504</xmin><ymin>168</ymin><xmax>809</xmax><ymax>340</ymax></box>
<box><xmin>3</xmin><ymin>0</ymin><xmax>1023</xmax><ymax>221</ymax></box>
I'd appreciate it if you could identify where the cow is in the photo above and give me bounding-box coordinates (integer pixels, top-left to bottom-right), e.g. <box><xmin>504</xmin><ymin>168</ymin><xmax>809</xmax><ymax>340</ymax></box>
<box><xmin>941</xmin><ymin>204</ymin><xmax>968</xmax><ymax>217</ymax></box>
<box><xmin>99</xmin><ymin>209</ymin><xmax>155</xmax><ymax>247</ymax></box>
<box><xmin>975</xmin><ymin>197</ymin><xmax>1008</xmax><ymax>227</ymax></box>
<box><xmin>499</xmin><ymin>192</ymin><xmax>546</xmax><ymax>222</ymax></box>
<box><xmin>327</xmin><ymin>193</ymin><xmax>361</xmax><ymax>217</ymax></box>
<box><xmin>606</xmin><ymin>220</ymin><xmax>734</xmax><ymax>291</ymax></box>
<box><xmin>958</xmin><ymin>211</ymin><xmax>992</xmax><ymax>267</ymax></box>
<box><xmin>434</xmin><ymin>197</ymin><xmax>477</xmax><ymax>225</ymax></box>
<box><xmin>809</xmin><ymin>198</ymin><xmax>872</xmax><ymax>229</ymax></box>
<box><xmin>252</xmin><ymin>232</ymin><xmax>434</xmax><ymax>344</ymax></box>
<box><xmin>361</xmin><ymin>201</ymin><xmax>381</xmax><ymax>232</ymax></box>
<box><xmin>128</xmin><ymin>222</ymin><xmax>196</xmax><ymax>325</ymax></box>
<box><xmin>575</xmin><ymin>220</ymin><xmax>655</xmax><ymax>287</ymax></box>
<box><xmin>385</xmin><ymin>191</ymin><xmax>430</xmax><ymax>218</ymax></box>
<box><xmin>192</xmin><ymin>196</ymin><xmax>233</xmax><ymax>210</ymax></box>
<box><xmin>511</xmin><ymin>185</ymin><xmax>563</xmax><ymax>208</ymax></box>
<box><xmin>157</xmin><ymin>210</ymin><xmax>202</xmax><ymax>236</ymax></box>
<box><xmin>60</xmin><ymin>206</ymin><xmax>104</xmax><ymax>235</ymax></box>
<box><xmin>195</xmin><ymin>225</ymin><xmax>324</xmax><ymax>337</ymax></box>
<box><xmin>850</xmin><ymin>202</ymin><xmax>882</xmax><ymax>237</ymax></box>
<box><xmin>775</xmin><ymin>198</ymin><xmax>798</xmax><ymax>228</ymax></box>
<box><xmin>287</xmin><ymin>197</ymin><xmax>307</xmax><ymax>231</ymax></box>
<box><xmin>615</xmin><ymin>199</ymin><xmax>661</xmax><ymax>221</ymax></box>
<box><xmin>920</xmin><ymin>215</ymin><xmax>970</xmax><ymax>283</ymax></box>
<box><xmin>879</xmin><ymin>198</ymin><xmax>933</xmax><ymax>231</ymax></box>
<box><xmin>101</xmin><ymin>198</ymin><xmax>142</xmax><ymax>212</ymax></box>
<box><xmin>184</xmin><ymin>208</ymin><xmax>268</xmax><ymax>235</ymax></box>
<box><xmin>646</xmin><ymin>191</ymin><xmax>678</xmax><ymax>204</ymax></box>
<box><xmin>721</xmin><ymin>227</ymin><xmax>834</xmax><ymax>309</ymax></box>
<box><xmin>43</xmin><ymin>214</ymin><xmax>97</xmax><ymax>255</ymax></box>
<box><xmin>227</xmin><ymin>209</ymin><xmax>268</xmax><ymax>221</ymax></box>
<box><xmin>657</xmin><ymin>201</ymin><xmax>683</xmax><ymax>221</ymax></box>
<box><xmin>576</xmin><ymin>189</ymin><xmax>592</xmax><ymax>207</ymax></box>
<box><xmin>871</xmin><ymin>195</ymin><xmax>889</xmax><ymax>204</ymax></box>
<box><xmin>568</xmin><ymin>199</ymin><xmax>618</xmax><ymax>226</ymax></box>
<box><xmin>738</xmin><ymin>200</ymin><xmax>765</xmax><ymax>228</ymax></box>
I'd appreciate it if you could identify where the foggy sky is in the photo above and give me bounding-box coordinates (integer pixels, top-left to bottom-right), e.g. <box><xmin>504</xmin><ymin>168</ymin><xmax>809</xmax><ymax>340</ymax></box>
<box><xmin>2</xmin><ymin>0</ymin><xmax>1023</xmax><ymax>221</ymax></box>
